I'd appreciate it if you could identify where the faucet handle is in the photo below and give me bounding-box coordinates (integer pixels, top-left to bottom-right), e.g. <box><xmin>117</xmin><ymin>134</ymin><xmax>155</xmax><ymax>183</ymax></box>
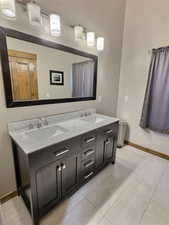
<box><xmin>28</xmin><ymin>122</ymin><xmax>34</xmax><ymax>130</ymax></box>
<box><xmin>41</xmin><ymin>117</ymin><xmax>48</xmax><ymax>126</ymax></box>
<box><xmin>37</xmin><ymin>119</ymin><xmax>42</xmax><ymax>129</ymax></box>
<box><xmin>43</xmin><ymin>118</ymin><xmax>48</xmax><ymax>126</ymax></box>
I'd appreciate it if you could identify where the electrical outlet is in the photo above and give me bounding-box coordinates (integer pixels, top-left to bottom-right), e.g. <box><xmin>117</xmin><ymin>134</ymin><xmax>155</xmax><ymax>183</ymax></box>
<box><xmin>98</xmin><ymin>96</ymin><xmax>102</xmax><ymax>102</ymax></box>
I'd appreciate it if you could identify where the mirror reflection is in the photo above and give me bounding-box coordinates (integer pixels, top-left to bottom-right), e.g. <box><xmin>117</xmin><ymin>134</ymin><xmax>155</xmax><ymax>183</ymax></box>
<box><xmin>7</xmin><ymin>37</ymin><xmax>95</xmax><ymax>101</ymax></box>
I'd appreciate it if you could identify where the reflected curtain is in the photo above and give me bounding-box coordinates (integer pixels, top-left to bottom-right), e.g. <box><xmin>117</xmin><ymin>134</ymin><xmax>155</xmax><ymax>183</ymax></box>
<box><xmin>72</xmin><ymin>60</ymin><xmax>94</xmax><ymax>97</ymax></box>
<box><xmin>140</xmin><ymin>47</ymin><xmax>169</xmax><ymax>134</ymax></box>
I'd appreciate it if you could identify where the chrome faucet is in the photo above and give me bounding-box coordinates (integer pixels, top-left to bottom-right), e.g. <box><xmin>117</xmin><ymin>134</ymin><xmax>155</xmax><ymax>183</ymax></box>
<box><xmin>28</xmin><ymin>122</ymin><xmax>34</xmax><ymax>130</ymax></box>
<box><xmin>37</xmin><ymin>117</ymin><xmax>48</xmax><ymax>128</ymax></box>
<box><xmin>41</xmin><ymin>117</ymin><xmax>48</xmax><ymax>126</ymax></box>
<box><xmin>37</xmin><ymin>119</ymin><xmax>42</xmax><ymax>129</ymax></box>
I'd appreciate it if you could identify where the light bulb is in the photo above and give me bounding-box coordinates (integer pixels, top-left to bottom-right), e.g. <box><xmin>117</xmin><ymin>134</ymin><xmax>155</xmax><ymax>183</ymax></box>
<box><xmin>97</xmin><ymin>37</ymin><xmax>104</xmax><ymax>51</ymax></box>
<box><xmin>87</xmin><ymin>32</ymin><xmax>95</xmax><ymax>47</ymax></box>
<box><xmin>27</xmin><ymin>2</ymin><xmax>42</xmax><ymax>26</ymax></box>
<box><xmin>50</xmin><ymin>14</ymin><xmax>61</xmax><ymax>37</ymax></box>
<box><xmin>0</xmin><ymin>0</ymin><xmax>16</xmax><ymax>18</ymax></box>
<box><xmin>74</xmin><ymin>25</ymin><xmax>84</xmax><ymax>41</ymax></box>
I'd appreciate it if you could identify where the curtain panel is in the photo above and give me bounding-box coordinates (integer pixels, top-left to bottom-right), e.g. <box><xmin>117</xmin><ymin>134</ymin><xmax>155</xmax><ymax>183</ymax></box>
<box><xmin>140</xmin><ymin>47</ymin><xmax>169</xmax><ymax>134</ymax></box>
<box><xmin>72</xmin><ymin>60</ymin><xmax>94</xmax><ymax>98</ymax></box>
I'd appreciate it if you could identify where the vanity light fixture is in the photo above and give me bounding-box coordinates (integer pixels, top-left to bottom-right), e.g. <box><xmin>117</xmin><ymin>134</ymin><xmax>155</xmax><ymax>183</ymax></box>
<box><xmin>50</xmin><ymin>13</ymin><xmax>61</xmax><ymax>37</ymax></box>
<box><xmin>74</xmin><ymin>25</ymin><xmax>84</xmax><ymax>41</ymax></box>
<box><xmin>87</xmin><ymin>32</ymin><xmax>95</xmax><ymax>47</ymax></box>
<box><xmin>0</xmin><ymin>0</ymin><xmax>16</xmax><ymax>18</ymax></box>
<box><xmin>27</xmin><ymin>1</ymin><xmax>41</xmax><ymax>26</ymax></box>
<box><xmin>42</xmin><ymin>14</ymin><xmax>50</xmax><ymax>33</ymax></box>
<box><xmin>97</xmin><ymin>37</ymin><xmax>104</xmax><ymax>51</ymax></box>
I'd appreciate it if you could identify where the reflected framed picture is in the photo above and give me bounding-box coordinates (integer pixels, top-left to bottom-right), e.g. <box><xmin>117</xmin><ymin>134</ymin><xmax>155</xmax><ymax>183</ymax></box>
<box><xmin>50</xmin><ymin>70</ymin><xmax>64</xmax><ymax>85</ymax></box>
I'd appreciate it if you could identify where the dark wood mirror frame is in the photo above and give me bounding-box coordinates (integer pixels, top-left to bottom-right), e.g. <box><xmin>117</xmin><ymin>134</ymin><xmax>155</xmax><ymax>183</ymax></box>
<box><xmin>0</xmin><ymin>26</ymin><xmax>98</xmax><ymax>108</ymax></box>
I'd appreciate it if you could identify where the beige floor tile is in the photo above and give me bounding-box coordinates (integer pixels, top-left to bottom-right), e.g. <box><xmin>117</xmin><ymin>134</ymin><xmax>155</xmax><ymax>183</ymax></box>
<box><xmin>98</xmin><ymin>217</ymin><xmax>113</xmax><ymax>225</ymax></box>
<box><xmin>104</xmin><ymin>164</ymin><xmax>161</xmax><ymax>225</ymax></box>
<box><xmin>52</xmin><ymin>198</ymin><xmax>96</xmax><ymax>225</ymax></box>
<box><xmin>139</xmin><ymin>199</ymin><xmax>169</xmax><ymax>225</ymax></box>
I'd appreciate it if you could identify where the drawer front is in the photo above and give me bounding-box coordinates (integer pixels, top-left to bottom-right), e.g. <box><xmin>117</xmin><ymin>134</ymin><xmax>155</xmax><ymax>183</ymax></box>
<box><xmin>81</xmin><ymin>168</ymin><xmax>95</xmax><ymax>182</ymax></box>
<box><xmin>82</xmin><ymin>146</ymin><xmax>96</xmax><ymax>161</ymax></box>
<box><xmin>82</xmin><ymin>157</ymin><xmax>95</xmax><ymax>171</ymax></box>
<box><xmin>101</xmin><ymin>122</ymin><xmax>119</xmax><ymax>138</ymax></box>
<box><xmin>30</xmin><ymin>137</ymin><xmax>81</xmax><ymax>169</ymax></box>
<box><xmin>81</xmin><ymin>131</ymin><xmax>97</xmax><ymax>148</ymax></box>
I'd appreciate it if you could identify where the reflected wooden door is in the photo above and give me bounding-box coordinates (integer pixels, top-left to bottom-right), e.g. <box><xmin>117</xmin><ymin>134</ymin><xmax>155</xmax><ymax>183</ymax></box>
<box><xmin>8</xmin><ymin>50</ymin><xmax>39</xmax><ymax>101</ymax></box>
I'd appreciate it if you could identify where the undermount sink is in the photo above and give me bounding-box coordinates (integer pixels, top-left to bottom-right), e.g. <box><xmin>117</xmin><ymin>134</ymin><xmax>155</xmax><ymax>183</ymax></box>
<box><xmin>81</xmin><ymin>116</ymin><xmax>105</xmax><ymax>124</ymax></box>
<box><xmin>24</xmin><ymin>125</ymin><xmax>68</xmax><ymax>140</ymax></box>
<box><xmin>58</xmin><ymin>118</ymin><xmax>88</xmax><ymax>130</ymax></box>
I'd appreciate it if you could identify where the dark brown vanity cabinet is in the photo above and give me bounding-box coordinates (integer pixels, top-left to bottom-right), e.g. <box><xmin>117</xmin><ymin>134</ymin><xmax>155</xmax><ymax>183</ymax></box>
<box><xmin>12</xmin><ymin>122</ymin><xmax>119</xmax><ymax>225</ymax></box>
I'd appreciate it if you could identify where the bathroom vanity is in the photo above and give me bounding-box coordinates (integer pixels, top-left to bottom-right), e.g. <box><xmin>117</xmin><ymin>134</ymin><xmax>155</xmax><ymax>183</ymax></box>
<box><xmin>8</xmin><ymin>110</ymin><xmax>119</xmax><ymax>225</ymax></box>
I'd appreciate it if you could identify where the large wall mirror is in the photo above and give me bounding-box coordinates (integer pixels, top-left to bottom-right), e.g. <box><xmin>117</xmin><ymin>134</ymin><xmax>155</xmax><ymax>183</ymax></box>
<box><xmin>0</xmin><ymin>27</ymin><xmax>97</xmax><ymax>107</ymax></box>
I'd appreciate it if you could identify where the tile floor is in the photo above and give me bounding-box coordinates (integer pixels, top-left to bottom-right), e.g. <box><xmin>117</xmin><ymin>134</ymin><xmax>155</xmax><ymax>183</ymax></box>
<box><xmin>1</xmin><ymin>145</ymin><xmax>169</xmax><ymax>225</ymax></box>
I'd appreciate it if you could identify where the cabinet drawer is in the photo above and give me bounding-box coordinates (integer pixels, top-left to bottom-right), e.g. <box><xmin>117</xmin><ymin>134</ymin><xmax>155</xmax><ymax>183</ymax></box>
<box><xmin>82</xmin><ymin>169</ymin><xmax>95</xmax><ymax>182</ymax></box>
<box><xmin>82</xmin><ymin>146</ymin><xmax>96</xmax><ymax>161</ymax></box>
<box><xmin>102</xmin><ymin>122</ymin><xmax>119</xmax><ymax>138</ymax></box>
<box><xmin>82</xmin><ymin>157</ymin><xmax>95</xmax><ymax>170</ymax></box>
<box><xmin>81</xmin><ymin>131</ymin><xmax>97</xmax><ymax>148</ymax></box>
<box><xmin>30</xmin><ymin>137</ymin><xmax>81</xmax><ymax>169</ymax></box>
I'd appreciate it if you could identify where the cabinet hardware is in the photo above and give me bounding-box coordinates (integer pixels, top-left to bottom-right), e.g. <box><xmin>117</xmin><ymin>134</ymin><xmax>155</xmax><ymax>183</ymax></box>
<box><xmin>105</xmin><ymin>140</ymin><xmax>111</xmax><ymax>145</ymax></box>
<box><xmin>61</xmin><ymin>163</ymin><xmax>66</xmax><ymax>169</ymax></box>
<box><xmin>84</xmin><ymin>171</ymin><xmax>94</xmax><ymax>179</ymax></box>
<box><xmin>55</xmin><ymin>148</ymin><xmax>69</xmax><ymax>157</ymax></box>
<box><xmin>106</xmin><ymin>129</ymin><xmax>113</xmax><ymax>134</ymax></box>
<box><xmin>57</xmin><ymin>166</ymin><xmax>61</xmax><ymax>172</ymax></box>
<box><xmin>85</xmin><ymin>137</ymin><xmax>95</xmax><ymax>143</ymax></box>
<box><xmin>84</xmin><ymin>149</ymin><xmax>95</xmax><ymax>156</ymax></box>
<box><xmin>84</xmin><ymin>161</ymin><xmax>94</xmax><ymax>168</ymax></box>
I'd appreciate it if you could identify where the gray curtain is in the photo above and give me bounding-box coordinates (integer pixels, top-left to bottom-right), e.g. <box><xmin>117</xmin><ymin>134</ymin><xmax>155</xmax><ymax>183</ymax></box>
<box><xmin>140</xmin><ymin>47</ymin><xmax>169</xmax><ymax>134</ymax></box>
<box><xmin>72</xmin><ymin>60</ymin><xmax>94</xmax><ymax>97</ymax></box>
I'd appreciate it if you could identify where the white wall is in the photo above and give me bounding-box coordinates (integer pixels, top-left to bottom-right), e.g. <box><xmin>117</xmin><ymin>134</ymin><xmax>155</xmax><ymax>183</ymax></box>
<box><xmin>118</xmin><ymin>0</ymin><xmax>169</xmax><ymax>155</ymax></box>
<box><xmin>0</xmin><ymin>0</ymin><xmax>126</xmax><ymax>197</ymax></box>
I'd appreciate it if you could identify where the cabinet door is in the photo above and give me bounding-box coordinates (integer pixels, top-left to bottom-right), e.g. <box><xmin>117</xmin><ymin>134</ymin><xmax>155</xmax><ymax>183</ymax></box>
<box><xmin>104</xmin><ymin>137</ymin><xmax>114</xmax><ymax>163</ymax></box>
<box><xmin>36</xmin><ymin>161</ymin><xmax>61</xmax><ymax>211</ymax></box>
<box><xmin>61</xmin><ymin>155</ymin><xmax>79</xmax><ymax>197</ymax></box>
<box><xmin>96</xmin><ymin>133</ymin><xmax>104</xmax><ymax>168</ymax></box>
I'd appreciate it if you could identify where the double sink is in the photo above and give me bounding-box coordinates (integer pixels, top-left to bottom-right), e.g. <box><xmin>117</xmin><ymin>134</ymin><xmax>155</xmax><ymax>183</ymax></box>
<box><xmin>24</xmin><ymin>115</ymin><xmax>105</xmax><ymax>141</ymax></box>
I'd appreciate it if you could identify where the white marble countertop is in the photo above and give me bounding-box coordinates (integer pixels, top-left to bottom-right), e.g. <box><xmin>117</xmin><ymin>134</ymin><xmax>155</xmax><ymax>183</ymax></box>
<box><xmin>8</xmin><ymin>110</ymin><xmax>119</xmax><ymax>155</ymax></box>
